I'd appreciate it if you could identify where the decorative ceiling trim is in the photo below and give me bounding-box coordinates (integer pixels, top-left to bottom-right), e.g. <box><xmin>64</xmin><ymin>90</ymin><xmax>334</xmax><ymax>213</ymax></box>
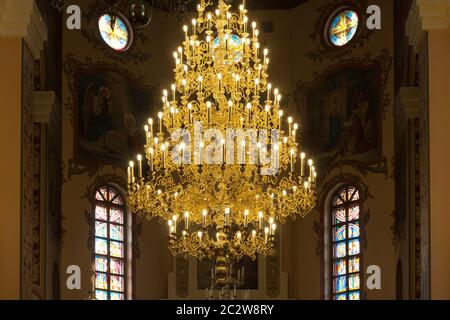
<box><xmin>0</xmin><ymin>0</ymin><xmax>47</xmax><ymax>59</ymax></box>
<box><xmin>406</xmin><ymin>0</ymin><xmax>450</xmax><ymax>51</ymax></box>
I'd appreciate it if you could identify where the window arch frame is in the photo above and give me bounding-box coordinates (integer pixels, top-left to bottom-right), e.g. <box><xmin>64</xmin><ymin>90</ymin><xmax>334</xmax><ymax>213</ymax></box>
<box><xmin>322</xmin><ymin>182</ymin><xmax>365</xmax><ymax>300</ymax></box>
<box><xmin>91</xmin><ymin>184</ymin><xmax>132</xmax><ymax>300</ymax></box>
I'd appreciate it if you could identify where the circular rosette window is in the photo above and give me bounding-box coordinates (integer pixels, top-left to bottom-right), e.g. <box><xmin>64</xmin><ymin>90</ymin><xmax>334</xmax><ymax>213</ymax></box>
<box><xmin>326</xmin><ymin>9</ymin><xmax>359</xmax><ymax>47</ymax></box>
<box><xmin>98</xmin><ymin>13</ymin><xmax>133</xmax><ymax>52</ymax></box>
<box><xmin>213</xmin><ymin>34</ymin><xmax>243</xmax><ymax>63</ymax></box>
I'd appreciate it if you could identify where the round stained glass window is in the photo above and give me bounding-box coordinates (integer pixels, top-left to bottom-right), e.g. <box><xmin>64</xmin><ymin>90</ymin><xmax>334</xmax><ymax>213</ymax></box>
<box><xmin>327</xmin><ymin>9</ymin><xmax>359</xmax><ymax>47</ymax></box>
<box><xmin>98</xmin><ymin>13</ymin><xmax>133</xmax><ymax>51</ymax></box>
<box><xmin>213</xmin><ymin>34</ymin><xmax>243</xmax><ymax>63</ymax></box>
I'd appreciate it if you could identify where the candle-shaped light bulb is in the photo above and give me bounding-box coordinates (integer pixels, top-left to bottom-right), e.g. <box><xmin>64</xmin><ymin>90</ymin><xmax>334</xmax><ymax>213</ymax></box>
<box><xmin>267</xmin><ymin>83</ymin><xmax>272</xmax><ymax>100</ymax></box>
<box><xmin>237</xmin><ymin>231</ymin><xmax>242</xmax><ymax>240</ymax></box>
<box><xmin>244</xmin><ymin>209</ymin><xmax>249</xmax><ymax>228</ymax></box>
<box><xmin>172</xmin><ymin>215</ymin><xmax>178</xmax><ymax>233</ymax></box>
<box><xmin>308</xmin><ymin>159</ymin><xmax>313</xmax><ymax>178</ymax></box>
<box><xmin>288</xmin><ymin>116</ymin><xmax>293</xmax><ymax>136</ymax></box>
<box><xmin>241</xmin><ymin>140</ymin><xmax>246</xmax><ymax>163</ymax></box>
<box><xmin>192</xmin><ymin>18</ymin><xmax>197</xmax><ymax>35</ymax></box>
<box><xmin>225</xmin><ymin>208</ymin><xmax>230</xmax><ymax>226</ymax></box>
<box><xmin>206</xmin><ymin>101</ymin><xmax>212</xmax><ymax>123</ymax></box>
<box><xmin>228</xmin><ymin>100</ymin><xmax>233</xmax><ymax>122</ymax></box>
<box><xmin>264</xmin><ymin>227</ymin><xmax>269</xmax><ymax>243</ymax></box>
<box><xmin>258</xmin><ymin>211</ymin><xmax>263</xmax><ymax>230</ymax></box>
<box><xmin>137</xmin><ymin>154</ymin><xmax>143</xmax><ymax>178</ymax></box>
<box><xmin>168</xmin><ymin>220</ymin><xmax>173</xmax><ymax>234</ymax></box>
<box><xmin>300</xmin><ymin>152</ymin><xmax>306</xmax><ymax>176</ymax></box>
<box><xmin>184</xmin><ymin>211</ymin><xmax>189</xmax><ymax>230</ymax></box>
<box><xmin>187</xmin><ymin>103</ymin><xmax>193</xmax><ymax>124</ymax></box>
<box><xmin>272</xmin><ymin>223</ymin><xmax>277</xmax><ymax>235</ymax></box>
<box><xmin>202</xmin><ymin>209</ymin><xmax>207</xmax><ymax>228</ymax></box>
<box><xmin>198</xmin><ymin>231</ymin><xmax>203</xmax><ymax>241</ymax></box>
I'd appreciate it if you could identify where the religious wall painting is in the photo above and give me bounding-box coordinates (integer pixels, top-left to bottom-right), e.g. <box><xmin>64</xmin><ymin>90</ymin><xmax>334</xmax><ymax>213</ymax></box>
<box><xmin>294</xmin><ymin>51</ymin><xmax>392</xmax><ymax>177</ymax></box>
<box><xmin>307</xmin><ymin>0</ymin><xmax>374</xmax><ymax>62</ymax></box>
<box><xmin>64</xmin><ymin>55</ymin><xmax>156</xmax><ymax>167</ymax></box>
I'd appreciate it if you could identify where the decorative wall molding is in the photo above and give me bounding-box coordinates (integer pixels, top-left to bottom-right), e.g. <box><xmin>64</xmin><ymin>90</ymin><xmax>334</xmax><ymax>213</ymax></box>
<box><xmin>33</xmin><ymin>91</ymin><xmax>56</xmax><ymax>123</ymax></box>
<box><xmin>406</xmin><ymin>0</ymin><xmax>450</xmax><ymax>52</ymax></box>
<box><xmin>0</xmin><ymin>0</ymin><xmax>47</xmax><ymax>59</ymax></box>
<box><xmin>396</xmin><ymin>87</ymin><xmax>421</xmax><ymax>120</ymax></box>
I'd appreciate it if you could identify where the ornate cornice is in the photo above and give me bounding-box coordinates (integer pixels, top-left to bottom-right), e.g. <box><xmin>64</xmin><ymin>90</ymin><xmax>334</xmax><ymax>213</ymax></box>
<box><xmin>0</xmin><ymin>0</ymin><xmax>47</xmax><ymax>59</ymax></box>
<box><xmin>406</xmin><ymin>0</ymin><xmax>450</xmax><ymax>51</ymax></box>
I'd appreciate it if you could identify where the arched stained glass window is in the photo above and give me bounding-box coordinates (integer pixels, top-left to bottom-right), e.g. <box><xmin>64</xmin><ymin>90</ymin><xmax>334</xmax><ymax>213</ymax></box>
<box><xmin>327</xmin><ymin>9</ymin><xmax>359</xmax><ymax>47</ymax></box>
<box><xmin>94</xmin><ymin>186</ymin><xmax>127</xmax><ymax>300</ymax></box>
<box><xmin>331</xmin><ymin>186</ymin><xmax>361</xmax><ymax>300</ymax></box>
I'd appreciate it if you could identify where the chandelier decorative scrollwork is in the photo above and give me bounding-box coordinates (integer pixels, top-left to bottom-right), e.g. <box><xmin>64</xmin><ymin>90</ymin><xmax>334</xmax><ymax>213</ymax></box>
<box><xmin>127</xmin><ymin>0</ymin><xmax>317</xmax><ymax>264</ymax></box>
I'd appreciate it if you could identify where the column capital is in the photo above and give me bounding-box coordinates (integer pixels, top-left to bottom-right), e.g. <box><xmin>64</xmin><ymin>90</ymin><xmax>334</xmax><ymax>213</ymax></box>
<box><xmin>406</xmin><ymin>0</ymin><xmax>450</xmax><ymax>51</ymax></box>
<box><xmin>0</xmin><ymin>0</ymin><xmax>47</xmax><ymax>59</ymax></box>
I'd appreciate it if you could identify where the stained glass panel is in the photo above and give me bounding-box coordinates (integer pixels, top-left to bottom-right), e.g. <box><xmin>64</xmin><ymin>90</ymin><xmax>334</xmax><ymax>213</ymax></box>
<box><xmin>348</xmin><ymin>223</ymin><xmax>360</xmax><ymax>239</ymax></box>
<box><xmin>95</xmin><ymin>190</ymin><xmax>105</xmax><ymax>201</ymax></box>
<box><xmin>328</xmin><ymin>10</ymin><xmax>359</xmax><ymax>47</ymax></box>
<box><xmin>349</xmin><ymin>274</ymin><xmax>360</xmax><ymax>290</ymax></box>
<box><xmin>110</xmin><ymin>275</ymin><xmax>124</xmax><ymax>292</ymax></box>
<box><xmin>112</xmin><ymin>195</ymin><xmax>123</xmax><ymax>205</ymax></box>
<box><xmin>334</xmin><ymin>208</ymin><xmax>346</xmax><ymax>224</ymax></box>
<box><xmin>110</xmin><ymin>258</ymin><xmax>124</xmax><ymax>275</ymax></box>
<box><xmin>349</xmin><ymin>291</ymin><xmax>360</xmax><ymax>300</ymax></box>
<box><xmin>348</xmin><ymin>205</ymin><xmax>359</xmax><ymax>221</ymax></box>
<box><xmin>335</xmin><ymin>225</ymin><xmax>346</xmax><ymax>241</ymax></box>
<box><xmin>339</xmin><ymin>188</ymin><xmax>348</xmax><ymax>202</ymax></box>
<box><xmin>334</xmin><ymin>242</ymin><xmax>346</xmax><ymax>258</ymax></box>
<box><xmin>348</xmin><ymin>256</ymin><xmax>360</xmax><ymax>273</ymax></box>
<box><xmin>95</xmin><ymin>221</ymin><xmax>108</xmax><ymax>238</ymax></box>
<box><xmin>110</xmin><ymin>241</ymin><xmax>124</xmax><ymax>258</ymax></box>
<box><xmin>334</xmin><ymin>259</ymin><xmax>346</xmax><ymax>276</ymax></box>
<box><xmin>95</xmin><ymin>256</ymin><xmax>108</xmax><ymax>272</ymax></box>
<box><xmin>96</xmin><ymin>289</ymin><xmax>108</xmax><ymax>300</ymax></box>
<box><xmin>333</xmin><ymin>195</ymin><xmax>343</xmax><ymax>206</ymax></box>
<box><xmin>95</xmin><ymin>272</ymin><xmax>108</xmax><ymax>290</ymax></box>
<box><xmin>348</xmin><ymin>239</ymin><xmax>360</xmax><ymax>256</ymax></box>
<box><xmin>110</xmin><ymin>292</ymin><xmax>124</xmax><ymax>300</ymax></box>
<box><xmin>350</xmin><ymin>189</ymin><xmax>359</xmax><ymax>201</ymax></box>
<box><xmin>110</xmin><ymin>207</ymin><xmax>124</xmax><ymax>224</ymax></box>
<box><xmin>335</xmin><ymin>276</ymin><xmax>347</xmax><ymax>293</ymax></box>
<box><xmin>98</xmin><ymin>14</ymin><xmax>131</xmax><ymax>52</ymax></box>
<box><xmin>110</xmin><ymin>224</ymin><xmax>124</xmax><ymax>241</ymax></box>
<box><xmin>95</xmin><ymin>238</ymin><xmax>108</xmax><ymax>255</ymax></box>
<box><xmin>335</xmin><ymin>293</ymin><xmax>347</xmax><ymax>300</ymax></box>
<box><xmin>95</xmin><ymin>206</ymin><xmax>107</xmax><ymax>221</ymax></box>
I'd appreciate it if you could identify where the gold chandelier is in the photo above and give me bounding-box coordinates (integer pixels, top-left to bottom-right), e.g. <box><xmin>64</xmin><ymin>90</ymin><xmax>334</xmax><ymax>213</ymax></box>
<box><xmin>127</xmin><ymin>0</ymin><xmax>317</xmax><ymax>262</ymax></box>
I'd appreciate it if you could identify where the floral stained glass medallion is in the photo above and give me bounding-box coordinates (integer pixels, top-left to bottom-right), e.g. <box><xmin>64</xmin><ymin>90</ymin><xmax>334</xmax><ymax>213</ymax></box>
<box><xmin>98</xmin><ymin>13</ymin><xmax>132</xmax><ymax>51</ymax></box>
<box><xmin>328</xmin><ymin>9</ymin><xmax>359</xmax><ymax>47</ymax></box>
